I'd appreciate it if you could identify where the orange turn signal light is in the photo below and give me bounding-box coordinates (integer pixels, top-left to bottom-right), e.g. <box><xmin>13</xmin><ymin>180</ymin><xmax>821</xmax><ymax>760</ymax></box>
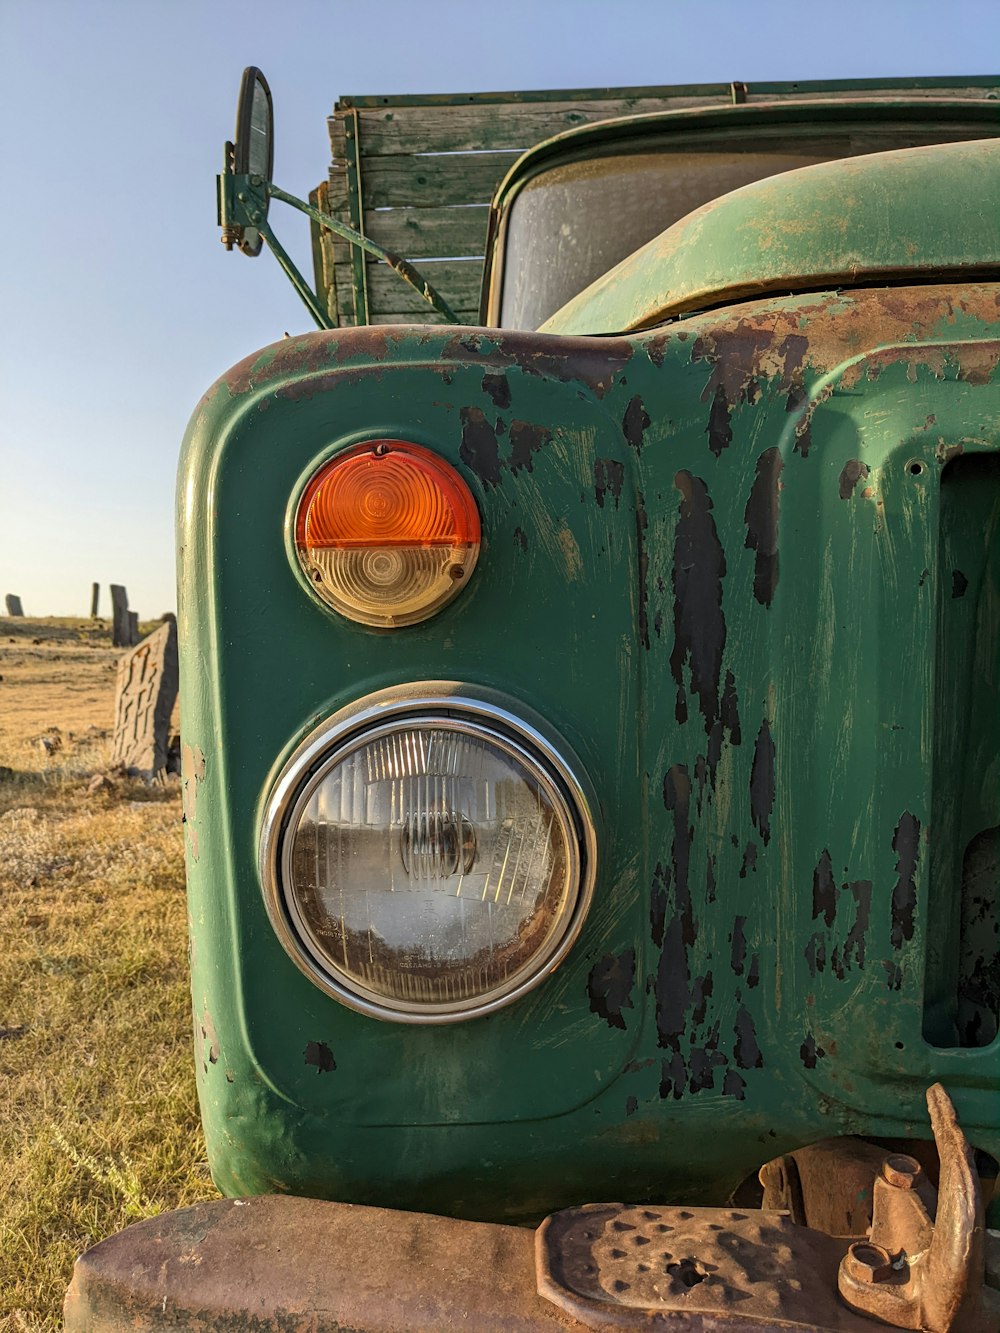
<box><xmin>295</xmin><ymin>440</ymin><xmax>481</xmax><ymax>627</ymax></box>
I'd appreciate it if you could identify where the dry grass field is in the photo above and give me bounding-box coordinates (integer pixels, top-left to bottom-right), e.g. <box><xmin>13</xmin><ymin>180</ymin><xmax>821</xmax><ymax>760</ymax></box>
<box><xmin>0</xmin><ymin>617</ymin><xmax>217</xmax><ymax>1331</ymax></box>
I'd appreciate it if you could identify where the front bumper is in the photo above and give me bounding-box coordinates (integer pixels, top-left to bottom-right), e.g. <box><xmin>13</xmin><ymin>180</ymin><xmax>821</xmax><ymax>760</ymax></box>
<box><xmin>59</xmin><ymin>1193</ymin><xmax>890</xmax><ymax>1332</ymax></box>
<box><xmin>64</xmin><ymin>1194</ymin><xmax>577</xmax><ymax>1332</ymax></box>
<box><xmin>63</xmin><ymin>1085</ymin><xmax>1000</xmax><ymax>1332</ymax></box>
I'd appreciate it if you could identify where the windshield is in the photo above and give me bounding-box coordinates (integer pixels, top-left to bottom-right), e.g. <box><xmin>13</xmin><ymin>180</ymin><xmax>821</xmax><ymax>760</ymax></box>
<box><xmin>498</xmin><ymin>149</ymin><xmax>830</xmax><ymax>330</ymax></box>
<box><xmin>496</xmin><ymin>125</ymin><xmax>990</xmax><ymax>330</ymax></box>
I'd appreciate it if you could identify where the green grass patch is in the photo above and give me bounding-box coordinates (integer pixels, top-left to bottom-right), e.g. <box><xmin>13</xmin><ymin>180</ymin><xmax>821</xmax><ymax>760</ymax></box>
<box><xmin>0</xmin><ymin>629</ymin><xmax>215</xmax><ymax>1329</ymax></box>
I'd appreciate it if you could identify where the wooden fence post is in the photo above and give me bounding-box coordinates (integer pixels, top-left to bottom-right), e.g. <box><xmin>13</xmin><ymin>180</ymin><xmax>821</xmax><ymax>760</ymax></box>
<box><xmin>110</xmin><ymin>585</ymin><xmax>130</xmax><ymax>647</ymax></box>
<box><xmin>90</xmin><ymin>583</ymin><xmax>100</xmax><ymax>617</ymax></box>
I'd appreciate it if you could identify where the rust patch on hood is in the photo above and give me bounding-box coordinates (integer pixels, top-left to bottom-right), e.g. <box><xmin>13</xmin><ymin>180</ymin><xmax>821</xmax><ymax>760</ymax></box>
<box><xmin>223</xmin><ymin>332</ymin><xmax>341</xmax><ymax>396</ymax></box>
<box><xmin>222</xmin><ymin>326</ymin><xmax>406</xmax><ymax>396</ymax></box>
<box><xmin>677</xmin><ymin>284</ymin><xmax>1000</xmax><ymax>423</ymax></box>
<box><xmin>220</xmin><ymin>326</ymin><xmax>633</xmax><ymax>409</ymax></box>
<box><xmin>439</xmin><ymin>330</ymin><xmax>634</xmax><ymax>398</ymax></box>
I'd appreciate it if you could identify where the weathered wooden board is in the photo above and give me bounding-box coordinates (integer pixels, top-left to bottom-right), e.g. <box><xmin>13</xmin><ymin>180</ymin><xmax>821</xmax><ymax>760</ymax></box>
<box><xmin>342</xmin><ymin>152</ymin><xmax>520</xmax><ymax>211</ymax></box>
<box><xmin>740</xmin><ymin>82</ymin><xmax>997</xmax><ymax>102</ymax></box>
<box><xmin>367</xmin><ymin>311</ymin><xmax>481</xmax><ymax>326</ymax></box>
<box><xmin>329</xmin><ymin>206</ymin><xmax>490</xmax><ymax>261</ymax></box>
<box><xmin>328</xmin><ymin>95</ymin><xmax>726</xmax><ymax>157</ymax></box>
<box><xmin>332</xmin><ymin>258</ymin><xmax>483</xmax><ymax>322</ymax></box>
<box><xmin>330</xmin><ymin>80</ymin><xmax>999</xmax><ymax>161</ymax></box>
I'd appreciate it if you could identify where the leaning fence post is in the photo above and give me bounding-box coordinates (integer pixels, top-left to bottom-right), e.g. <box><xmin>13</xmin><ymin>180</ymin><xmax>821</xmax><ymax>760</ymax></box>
<box><xmin>5</xmin><ymin>594</ymin><xmax>24</xmax><ymax>616</ymax></box>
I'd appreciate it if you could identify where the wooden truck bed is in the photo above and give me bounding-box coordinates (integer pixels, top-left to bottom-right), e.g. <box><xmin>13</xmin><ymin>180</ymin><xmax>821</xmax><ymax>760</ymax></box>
<box><xmin>312</xmin><ymin>77</ymin><xmax>997</xmax><ymax>327</ymax></box>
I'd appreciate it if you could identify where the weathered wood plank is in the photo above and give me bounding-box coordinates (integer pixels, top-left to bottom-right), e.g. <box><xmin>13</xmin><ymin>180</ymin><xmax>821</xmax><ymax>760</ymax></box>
<box><xmin>369</xmin><ymin>310</ymin><xmax>481</xmax><ymax>326</ymax></box>
<box><xmin>340</xmin><ymin>83</ymin><xmax>730</xmax><ymax>109</ymax></box>
<box><xmin>328</xmin><ymin>239</ymin><xmax>469</xmax><ymax>278</ymax></box>
<box><xmin>323</xmin><ymin>170</ymin><xmax>348</xmax><ymax>217</ymax></box>
<box><xmin>334</xmin><ymin>307</ymin><xmax>482</xmax><ymax>328</ymax></box>
<box><xmin>335</xmin><ymin>96</ymin><xmax>724</xmax><ymax>156</ymax></box>
<box><xmin>336</xmin><ymin>78</ymin><xmax>996</xmax><ymax>112</ymax></box>
<box><xmin>329</xmin><ymin>153</ymin><xmax>520</xmax><ymax>213</ymax></box>
<box><xmin>325</xmin><ymin>157</ymin><xmax>511</xmax><ymax>211</ymax></box>
<box><xmin>333</xmin><ymin>257</ymin><xmax>484</xmax><ymax>316</ymax></box>
<box><xmin>327</xmin><ymin>205</ymin><xmax>489</xmax><ymax>265</ymax></box>
<box><xmin>330</xmin><ymin>84</ymin><xmax>998</xmax><ymax>157</ymax></box>
<box><xmin>745</xmin><ymin>83</ymin><xmax>999</xmax><ymax>102</ymax></box>
<box><xmin>352</xmin><ymin>152</ymin><xmax>519</xmax><ymax>209</ymax></box>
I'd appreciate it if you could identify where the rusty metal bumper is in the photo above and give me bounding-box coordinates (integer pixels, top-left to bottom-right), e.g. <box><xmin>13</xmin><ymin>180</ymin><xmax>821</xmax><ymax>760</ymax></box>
<box><xmin>62</xmin><ymin>1194</ymin><xmax>999</xmax><ymax>1333</ymax></box>
<box><xmin>64</xmin><ymin>1085</ymin><xmax>1000</xmax><ymax>1332</ymax></box>
<box><xmin>65</xmin><ymin>1191</ymin><xmax>875</xmax><ymax>1332</ymax></box>
<box><xmin>64</xmin><ymin>1195</ymin><xmax>584</xmax><ymax>1332</ymax></box>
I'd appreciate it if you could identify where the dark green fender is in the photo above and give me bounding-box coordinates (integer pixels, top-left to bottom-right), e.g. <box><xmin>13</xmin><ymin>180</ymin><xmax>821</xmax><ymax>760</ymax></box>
<box><xmin>178</xmin><ymin>281</ymin><xmax>1000</xmax><ymax>1222</ymax></box>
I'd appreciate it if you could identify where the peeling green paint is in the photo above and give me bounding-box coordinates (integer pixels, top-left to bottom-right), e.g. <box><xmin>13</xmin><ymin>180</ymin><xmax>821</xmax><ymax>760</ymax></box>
<box><xmin>178</xmin><ymin>282</ymin><xmax>1000</xmax><ymax>1222</ymax></box>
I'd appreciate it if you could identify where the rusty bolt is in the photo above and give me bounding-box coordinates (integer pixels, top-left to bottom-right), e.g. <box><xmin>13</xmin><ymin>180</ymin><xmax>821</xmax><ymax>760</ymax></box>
<box><xmin>881</xmin><ymin>1154</ymin><xmax>922</xmax><ymax>1190</ymax></box>
<box><xmin>844</xmin><ymin>1242</ymin><xmax>894</xmax><ymax>1285</ymax></box>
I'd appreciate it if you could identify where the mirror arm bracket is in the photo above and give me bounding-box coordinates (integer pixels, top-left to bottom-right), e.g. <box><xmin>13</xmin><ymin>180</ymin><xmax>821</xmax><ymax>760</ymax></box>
<box><xmin>219</xmin><ymin>173</ymin><xmax>332</xmax><ymax>329</ymax></box>
<box><xmin>219</xmin><ymin>172</ymin><xmax>461</xmax><ymax>327</ymax></box>
<box><xmin>266</xmin><ymin>182</ymin><xmax>461</xmax><ymax>325</ymax></box>
<box><xmin>254</xmin><ymin>213</ymin><xmax>334</xmax><ymax>332</ymax></box>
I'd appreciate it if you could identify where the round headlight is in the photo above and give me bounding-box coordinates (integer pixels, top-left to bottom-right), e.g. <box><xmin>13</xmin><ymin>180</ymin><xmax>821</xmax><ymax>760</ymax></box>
<box><xmin>261</xmin><ymin>694</ymin><xmax>596</xmax><ymax>1023</ymax></box>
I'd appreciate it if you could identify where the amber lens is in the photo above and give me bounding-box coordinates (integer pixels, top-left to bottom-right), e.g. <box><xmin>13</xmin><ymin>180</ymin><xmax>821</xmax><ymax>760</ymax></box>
<box><xmin>295</xmin><ymin>442</ymin><xmax>480</xmax><ymax>626</ymax></box>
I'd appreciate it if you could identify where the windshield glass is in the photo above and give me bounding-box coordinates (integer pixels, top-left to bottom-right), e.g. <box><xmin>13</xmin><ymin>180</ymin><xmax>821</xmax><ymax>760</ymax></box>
<box><xmin>497</xmin><ymin>124</ymin><xmax>990</xmax><ymax>330</ymax></box>
<box><xmin>499</xmin><ymin>148</ymin><xmax>829</xmax><ymax>330</ymax></box>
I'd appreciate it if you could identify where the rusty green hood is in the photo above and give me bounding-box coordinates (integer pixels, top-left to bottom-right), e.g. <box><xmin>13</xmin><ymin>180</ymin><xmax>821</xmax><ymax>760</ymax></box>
<box><xmin>541</xmin><ymin>138</ymin><xmax>1000</xmax><ymax>335</ymax></box>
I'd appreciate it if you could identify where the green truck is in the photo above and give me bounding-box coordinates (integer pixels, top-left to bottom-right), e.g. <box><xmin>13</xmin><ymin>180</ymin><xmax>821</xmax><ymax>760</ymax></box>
<box><xmin>66</xmin><ymin>73</ymin><xmax>1000</xmax><ymax>1331</ymax></box>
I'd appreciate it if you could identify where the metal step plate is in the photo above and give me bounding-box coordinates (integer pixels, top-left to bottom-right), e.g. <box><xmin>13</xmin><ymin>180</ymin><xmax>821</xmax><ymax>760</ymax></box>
<box><xmin>536</xmin><ymin>1203</ymin><xmax>876</xmax><ymax>1330</ymax></box>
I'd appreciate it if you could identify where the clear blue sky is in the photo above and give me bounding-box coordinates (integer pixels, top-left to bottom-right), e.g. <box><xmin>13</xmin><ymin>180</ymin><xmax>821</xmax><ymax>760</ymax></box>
<box><xmin>2</xmin><ymin>0</ymin><xmax>998</xmax><ymax>617</ymax></box>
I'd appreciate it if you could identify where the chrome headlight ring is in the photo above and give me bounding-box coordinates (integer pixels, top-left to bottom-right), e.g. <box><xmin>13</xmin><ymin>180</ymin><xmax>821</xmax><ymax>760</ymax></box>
<box><xmin>259</xmin><ymin>687</ymin><xmax>597</xmax><ymax>1024</ymax></box>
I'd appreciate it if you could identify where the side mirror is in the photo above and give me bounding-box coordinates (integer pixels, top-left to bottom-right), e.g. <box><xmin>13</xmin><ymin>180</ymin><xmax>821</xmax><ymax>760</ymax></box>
<box><xmin>217</xmin><ymin>67</ymin><xmax>457</xmax><ymax>327</ymax></box>
<box><xmin>228</xmin><ymin>66</ymin><xmax>273</xmax><ymax>256</ymax></box>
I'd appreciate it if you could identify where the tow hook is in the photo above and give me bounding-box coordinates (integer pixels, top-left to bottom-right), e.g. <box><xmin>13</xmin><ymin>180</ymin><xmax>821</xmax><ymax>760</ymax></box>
<box><xmin>838</xmin><ymin>1084</ymin><xmax>999</xmax><ymax>1333</ymax></box>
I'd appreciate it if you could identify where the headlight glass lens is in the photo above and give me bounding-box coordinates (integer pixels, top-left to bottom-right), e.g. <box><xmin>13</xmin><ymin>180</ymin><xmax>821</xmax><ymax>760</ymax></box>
<box><xmin>267</xmin><ymin>706</ymin><xmax>593</xmax><ymax>1021</ymax></box>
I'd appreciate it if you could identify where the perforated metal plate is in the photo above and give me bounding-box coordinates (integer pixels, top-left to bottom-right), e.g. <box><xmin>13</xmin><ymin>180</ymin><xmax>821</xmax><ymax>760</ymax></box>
<box><xmin>535</xmin><ymin>1203</ymin><xmax>877</xmax><ymax>1330</ymax></box>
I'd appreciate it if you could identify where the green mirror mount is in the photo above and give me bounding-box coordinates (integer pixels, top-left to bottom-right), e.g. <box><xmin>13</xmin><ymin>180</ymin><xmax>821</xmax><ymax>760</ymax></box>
<box><xmin>218</xmin><ymin>67</ymin><xmax>460</xmax><ymax>329</ymax></box>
